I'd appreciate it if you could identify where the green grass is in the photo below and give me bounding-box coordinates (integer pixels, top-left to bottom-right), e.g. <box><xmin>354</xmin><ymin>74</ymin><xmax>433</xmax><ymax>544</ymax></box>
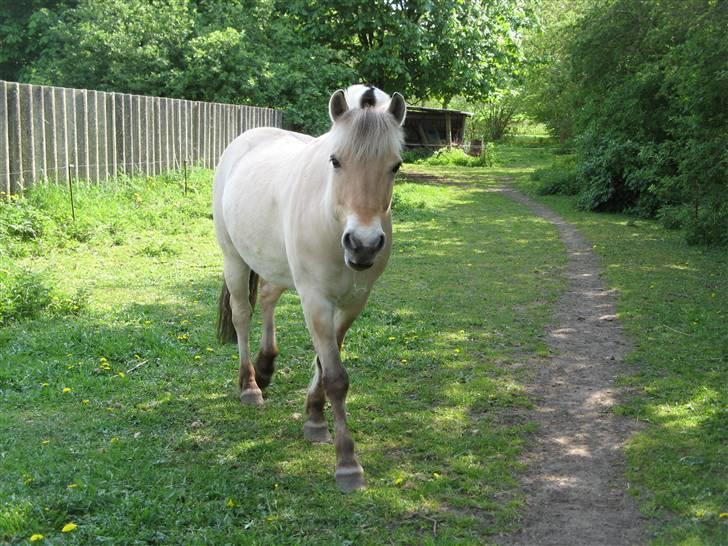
<box><xmin>0</xmin><ymin>164</ymin><xmax>565</xmax><ymax>543</ymax></box>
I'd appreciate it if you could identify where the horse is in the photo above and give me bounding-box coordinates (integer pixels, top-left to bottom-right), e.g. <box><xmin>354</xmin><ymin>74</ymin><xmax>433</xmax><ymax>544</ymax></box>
<box><xmin>212</xmin><ymin>85</ymin><xmax>406</xmax><ymax>492</ymax></box>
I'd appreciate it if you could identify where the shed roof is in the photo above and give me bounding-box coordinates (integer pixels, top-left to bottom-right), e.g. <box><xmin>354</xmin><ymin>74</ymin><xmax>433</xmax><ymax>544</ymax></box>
<box><xmin>406</xmin><ymin>105</ymin><xmax>473</xmax><ymax>117</ymax></box>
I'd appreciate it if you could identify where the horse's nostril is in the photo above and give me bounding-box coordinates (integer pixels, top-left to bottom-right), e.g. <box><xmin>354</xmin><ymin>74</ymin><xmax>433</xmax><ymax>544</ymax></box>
<box><xmin>375</xmin><ymin>234</ymin><xmax>386</xmax><ymax>251</ymax></box>
<box><xmin>343</xmin><ymin>232</ymin><xmax>357</xmax><ymax>251</ymax></box>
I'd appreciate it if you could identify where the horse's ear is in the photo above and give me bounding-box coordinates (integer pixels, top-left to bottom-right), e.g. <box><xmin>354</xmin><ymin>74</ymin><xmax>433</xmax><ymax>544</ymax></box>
<box><xmin>329</xmin><ymin>89</ymin><xmax>348</xmax><ymax>122</ymax></box>
<box><xmin>388</xmin><ymin>92</ymin><xmax>407</xmax><ymax>126</ymax></box>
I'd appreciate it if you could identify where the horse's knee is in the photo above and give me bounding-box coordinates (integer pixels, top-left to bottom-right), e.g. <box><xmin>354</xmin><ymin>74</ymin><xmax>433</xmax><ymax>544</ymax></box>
<box><xmin>323</xmin><ymin>366</ymin><xmax>349</xmax><ymax>401</ymax></box>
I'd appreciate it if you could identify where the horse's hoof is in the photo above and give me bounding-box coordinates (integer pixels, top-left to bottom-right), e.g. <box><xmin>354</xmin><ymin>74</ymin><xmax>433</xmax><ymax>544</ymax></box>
<box><xmin>303</xmin><ymin>421</ymin><xmax>332</xmax><ymax>443</ymax></box>
<box><xmin>335</xmin><ymin>464</ymin><xmax>365</xmax><ymax>493</ymax></box>
<box><xmin>240</xmin><ymin>388</ymin><xmax>264</xmax><ymax>406</ymax></box>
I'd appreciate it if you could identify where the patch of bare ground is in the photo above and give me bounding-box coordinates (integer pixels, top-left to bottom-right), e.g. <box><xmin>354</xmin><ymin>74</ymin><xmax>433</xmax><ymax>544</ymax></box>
<box><xmin>405</xmin><ymin>171</ymin><xmax>648</xmax><ymax>545</ymax></box>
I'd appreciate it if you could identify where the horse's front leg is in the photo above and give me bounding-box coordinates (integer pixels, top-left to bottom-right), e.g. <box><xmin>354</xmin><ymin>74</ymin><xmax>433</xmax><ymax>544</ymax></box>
<box><xmin>300</xmin><ymin>291</ymin><xmax>364</xmax><ymax>492</ymax></box>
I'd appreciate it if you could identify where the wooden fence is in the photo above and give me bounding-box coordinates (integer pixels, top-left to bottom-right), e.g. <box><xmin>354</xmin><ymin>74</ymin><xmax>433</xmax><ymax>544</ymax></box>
<box><xmin>0</xmin><ymin>80</ymin><xmax>283</xmax><ymax>195</ymax></box>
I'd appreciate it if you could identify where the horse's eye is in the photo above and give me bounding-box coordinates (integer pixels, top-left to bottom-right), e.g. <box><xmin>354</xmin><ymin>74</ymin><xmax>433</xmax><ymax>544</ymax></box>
<box><xmin>330</xmin><ymin>155</ymin><xmax>341</xmax><ymax>169</ymax></box>
<box><xmin>392</xmin><ymin>161</ymin><xmax>402</xmax><ymax>174</ymax></box>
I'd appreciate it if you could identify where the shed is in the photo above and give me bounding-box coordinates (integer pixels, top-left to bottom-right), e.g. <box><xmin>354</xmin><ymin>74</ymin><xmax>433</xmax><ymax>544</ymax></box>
<box><xmin>403</xmin><ymin>106</ymin><xmax>472</xmax><ymax>149</ymax></box>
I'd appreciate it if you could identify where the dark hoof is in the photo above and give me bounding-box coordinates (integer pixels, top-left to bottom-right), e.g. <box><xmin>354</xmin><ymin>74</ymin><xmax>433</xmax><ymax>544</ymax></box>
<box><xmin>303</xmin><ymin>420</ymin><xmax>332</xmax><ymax>443</ymax></box>
<box><xmin>254</xmin><ymin>350</ymin><xmax>277</xmax><ymax>389</ymax></box>
<box><xmin>335</xmin><ymin>464</ymin><xmax>365</xmax><ymax>493</ymax></box>
<box><xmin>240</xmin><ymin>388</ymin><xmax>264</xmax><ymax>406</ymax></box>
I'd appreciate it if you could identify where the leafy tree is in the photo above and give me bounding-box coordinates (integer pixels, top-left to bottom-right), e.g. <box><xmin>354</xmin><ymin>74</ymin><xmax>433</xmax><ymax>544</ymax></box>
<box><xmin>525</xmin><ymin>0</ymin><xmax>728</xmax><ymax>244</ymax></box>
<box><xmin>281</xmin><ymin>0</ymin><xmax>533</xmax><ymax>107</ymax></box>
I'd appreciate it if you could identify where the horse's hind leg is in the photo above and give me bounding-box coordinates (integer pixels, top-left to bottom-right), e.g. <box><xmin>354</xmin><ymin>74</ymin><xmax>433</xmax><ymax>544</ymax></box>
<box><xmin>254</xmin><ymin>279</ymin><xmax>285</xmax><ymax>389</ymax></box>
<box><xmin>223</xmin><ymin>258</ymin><xmax>264</xmax><ymax>406</ymax></box>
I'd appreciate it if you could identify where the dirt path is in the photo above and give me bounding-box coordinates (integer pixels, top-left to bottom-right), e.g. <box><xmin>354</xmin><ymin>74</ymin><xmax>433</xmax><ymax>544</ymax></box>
<box><xmin>496</xmin><ymin>186</ymin><xmax>647</xmax><ymax>545</ymax></box>
<box><xmin>403</xmin><ymin>171</ymin><xmax>647</xmax><ymax>544</ymax></box>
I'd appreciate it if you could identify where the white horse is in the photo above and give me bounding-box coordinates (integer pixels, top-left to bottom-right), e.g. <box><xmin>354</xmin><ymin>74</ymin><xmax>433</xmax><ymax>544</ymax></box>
<box><xmin>213</xmin><ymin>85</ymin><xmax>406</xmax><ymax>491</ymax></box>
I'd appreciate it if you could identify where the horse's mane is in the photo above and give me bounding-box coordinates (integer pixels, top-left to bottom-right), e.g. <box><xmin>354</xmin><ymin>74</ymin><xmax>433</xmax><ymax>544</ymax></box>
<box><xmin>329</xmin><ymin>107</ymin><xmax>403</xmax><ymax>163</ymax></box>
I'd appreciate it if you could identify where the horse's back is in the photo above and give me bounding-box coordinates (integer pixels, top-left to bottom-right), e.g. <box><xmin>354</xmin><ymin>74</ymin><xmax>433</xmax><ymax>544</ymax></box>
<box><xmin>214</xmin><ymin>127</ymin><xmax>314</xmax><ymax>288</ymax></box>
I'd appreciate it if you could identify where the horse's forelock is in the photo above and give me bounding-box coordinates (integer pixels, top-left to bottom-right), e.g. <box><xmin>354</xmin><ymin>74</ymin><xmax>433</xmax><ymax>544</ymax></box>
<box><xmin>331</xmin><ymin>108</ymin><xmax>403</xmax><ymax>163</ymax></box>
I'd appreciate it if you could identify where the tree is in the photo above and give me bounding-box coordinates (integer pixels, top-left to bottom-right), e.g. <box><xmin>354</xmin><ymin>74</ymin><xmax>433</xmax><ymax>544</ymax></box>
<box><xmin>281</xmin><ymin>0</ymin><xmax>533</xmax><ymax>107</ymax></box>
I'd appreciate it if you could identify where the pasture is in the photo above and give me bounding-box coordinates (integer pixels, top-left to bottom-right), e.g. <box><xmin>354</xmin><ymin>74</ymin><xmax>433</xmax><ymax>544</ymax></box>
<box><xmin>1</xmin><ymin>144</ymin><xmax>725</xmax><ymax>544</ymax></box>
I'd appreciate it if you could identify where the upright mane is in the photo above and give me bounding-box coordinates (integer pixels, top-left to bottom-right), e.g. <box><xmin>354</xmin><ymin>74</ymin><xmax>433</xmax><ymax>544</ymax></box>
<box><xmin>328</xmin><ymin>85</ymin><xmax>404</xmax><ymax>163</ymax></box>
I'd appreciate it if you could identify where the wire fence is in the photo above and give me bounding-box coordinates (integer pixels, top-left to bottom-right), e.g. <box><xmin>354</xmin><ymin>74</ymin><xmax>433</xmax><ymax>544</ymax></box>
<box><xmin>0</xmin><ymin>80</ymin><xmax>284</xmax><ymax>195</ymax></box>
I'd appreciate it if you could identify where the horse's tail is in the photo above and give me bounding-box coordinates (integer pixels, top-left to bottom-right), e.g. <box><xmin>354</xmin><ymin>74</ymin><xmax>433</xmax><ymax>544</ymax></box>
<box><xmin>216</xmin><ymin>271</ymin><xmax>259</xmax><ymax>344</ymax></box>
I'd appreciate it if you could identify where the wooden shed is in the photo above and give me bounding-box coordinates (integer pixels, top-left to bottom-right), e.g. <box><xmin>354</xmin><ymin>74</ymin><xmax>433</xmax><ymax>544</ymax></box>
<box><xmin>403</xmin><ymin>106</ymin><xmax>471</xmax><ymax>149</ymax></box>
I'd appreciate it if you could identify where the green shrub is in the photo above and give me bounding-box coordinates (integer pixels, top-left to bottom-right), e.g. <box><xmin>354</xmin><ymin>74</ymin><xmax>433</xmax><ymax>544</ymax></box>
<box><xmin>0</xmin><ymin>269</ymin><xmax>88</xmax><ymax>325</ymax></box>
<box><xmin>414</xmin><ymin>145</ymin><xmax>496</xmax><ymax>167</ymax></box>
<box><xmin>401</xmin><ymin>148</ymin><xmax>433</xmax><ymax>164</ymax></box>
<box><xmin>534</xmin><ymin>156</ymin><xmax>579</xmax><ymax>195</ymax></box>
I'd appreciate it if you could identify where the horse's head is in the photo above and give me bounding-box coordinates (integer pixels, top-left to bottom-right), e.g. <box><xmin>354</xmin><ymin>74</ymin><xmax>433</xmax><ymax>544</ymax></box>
<box><xmin>327</xmin><ymin>85</ymin><xmax>406</xmax><ymax>271</ymax></box>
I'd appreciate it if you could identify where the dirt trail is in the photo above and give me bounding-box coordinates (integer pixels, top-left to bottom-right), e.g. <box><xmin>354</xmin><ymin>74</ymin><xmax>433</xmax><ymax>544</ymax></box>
<box><xmin>495</xmin><ymin>186</ymin><xmax>647</xmax><ymax>545</ymax></box>
<box><xmin>403</xmin><ymin>172</ymin><xmax>648</xmax><ymax>543</ymax></box>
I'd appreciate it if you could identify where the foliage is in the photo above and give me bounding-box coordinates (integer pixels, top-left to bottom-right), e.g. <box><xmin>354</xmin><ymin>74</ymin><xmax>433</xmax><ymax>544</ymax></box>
<box><xmin>2</xmin><ymin>0</ymin><xmax>534</xmax><ymax>134</ymax></box>
<box><xmin>0</xmin><ymin>268</ymin><xmax>87</xmax><ymax>325</ymax></box>
<box><xmin>532</xmin><ymin>156</ymin><xmax>579</xmax><ymax>196</ymax></box>
<box><xmin>282</xmin><ymin>0</ymin><xmax>534</xmax><ymax>108</ymax></box>
<box><xmin>414</xmin><ymin>145</ymin><xmax>495</xmax><ymax>168</ymax></box>
<box><xmin>521</xmin><ymin>0</ymin><xmax>728</xmax><ymax>245</ymax></box>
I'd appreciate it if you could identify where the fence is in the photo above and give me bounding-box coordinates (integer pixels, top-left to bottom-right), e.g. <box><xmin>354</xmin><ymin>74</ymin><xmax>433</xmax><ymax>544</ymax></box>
<box><xmin>0</xmin><ymin>80</ymin><xmax>284</xmax><ymax>195</ymax></box>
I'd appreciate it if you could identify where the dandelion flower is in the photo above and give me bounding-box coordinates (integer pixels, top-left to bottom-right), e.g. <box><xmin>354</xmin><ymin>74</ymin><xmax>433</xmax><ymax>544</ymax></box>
<box><xmin>62</xmin><ymin>387</ymin><xmax>72</xmax><ymax>393</ymax></box>
<box><xmin>61</xmin><ymin>522</ymin><xmax>77</xmax><ymax>533</ymax></box>
<box><xmin>226</xmin><ymin>498</ymin><xmax>236</xmax><ymax>508</ymax></box>
<box><xmin>29</xmin><ymin>534</ymin><xmax>44</xmax><ymax>542</ymax></box>
<box><xmin>117</xmin><ymin>372</ymin><xmax>125</xmax><ymax>378</ymax></box>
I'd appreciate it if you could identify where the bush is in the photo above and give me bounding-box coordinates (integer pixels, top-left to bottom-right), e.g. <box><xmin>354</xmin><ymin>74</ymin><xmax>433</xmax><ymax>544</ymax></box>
<box><xmin>0</xmin><ymin>268</ymin><xmax>88</xmax><ymax>325</ymax></box>
<box><xmin>401</xmin><ymin>148</ymin><xmax>434</xmax><ymax>164</ymax></box>
<box><xmin>534</xmin><ymin>157</ymin><xmax>579</xmax><ymax>195</ymax></box>
<box><xmin>414</xmin><ymin>145</ymin><xmax>496</xmax><ymax>168</ymax></box>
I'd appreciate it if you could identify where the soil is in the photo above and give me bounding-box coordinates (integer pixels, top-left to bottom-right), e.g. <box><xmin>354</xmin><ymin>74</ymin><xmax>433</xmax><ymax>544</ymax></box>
<box><xmin>405</xmin><ymin>172</ymin><xmax>648</xmax><ymax>545</ymax></box>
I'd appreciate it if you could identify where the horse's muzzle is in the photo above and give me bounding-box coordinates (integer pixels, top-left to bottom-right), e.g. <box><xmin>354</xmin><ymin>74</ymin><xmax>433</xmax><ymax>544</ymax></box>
<box><xmin>342</xmin><ymin>230</ymin><xmax>385</xmax><ymax>271</ymax></box>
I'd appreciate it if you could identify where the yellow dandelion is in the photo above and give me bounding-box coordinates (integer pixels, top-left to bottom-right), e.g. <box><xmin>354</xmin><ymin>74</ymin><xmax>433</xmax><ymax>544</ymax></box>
<box><xmin>720</xmin><ymin>512</ymin><xmax>728</xmax><ymax>518</ymax></box>
<box><xmin>206</xmin><ymin>347</ymin><xmax>214</xmax><ymax>352</ymax></box>
<box><xmin>62</xmin><ymin>387</ymin><xmax>72</xmax><ymax>393</ymax></box>
<box><xmin>193</xmin><ymin>355</ymin><xmax>201</xmax><ymax>361</ymax></box>
<box><xmin>117</xmin><ymin>372</ymin><xmax>125</xmax><ymax>378</ymax></box>
<box><xmin>61</xmin><ymin>522</ymin><xmax>77</xmax><ymax>533</ymax></box>
<box><xmin>82</xmin><ymin>399</ymin><xmax>90</xmax><ymax>405</ymax></box>
<box><xmin>226</xmin><ymin>498</ymin><xmax>236</xmax><ymax>508</ymax></box>
<box><xmin>100</xmin><ymin>357</ymin><xmax>108</xmax><ymax>363</ymax></box>
<box><xmin>29</xmin><ymin>534</ymin><xmax>44</xmax><ymax>542</ymax></box>
<box><xmin>393</xmin><ymin>477</ymin><xmax>404</xmax><ymax>486</ymax></box>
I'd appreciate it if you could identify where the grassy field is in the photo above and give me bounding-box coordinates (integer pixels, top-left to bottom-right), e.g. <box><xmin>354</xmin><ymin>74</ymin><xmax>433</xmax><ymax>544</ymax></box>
<box><xmin>2</xmin><ymin>143</ymin><xmax>725</xmax><ymax>544</ymax></box>
<box><xmin>1</xmin><ymin>160</ymin><xmax>565</xmax><ymax>543</ymax></box>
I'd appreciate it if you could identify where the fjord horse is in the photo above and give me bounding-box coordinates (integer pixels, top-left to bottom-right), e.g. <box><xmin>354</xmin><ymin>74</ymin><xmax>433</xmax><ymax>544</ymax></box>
<box><xmin>213</xmin><ymin>85</ymin><xmax>406</xmax><ymax>491</ymax></box>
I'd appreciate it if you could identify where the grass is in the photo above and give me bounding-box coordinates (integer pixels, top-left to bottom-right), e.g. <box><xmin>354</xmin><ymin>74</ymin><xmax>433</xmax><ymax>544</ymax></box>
<box><xmin>3</xmin><ymin>143</ymin><xmax>725</xmax><ymax>544</ymax></box>
<box><xmin>0</xmin><ymin>163</ymin><xmax>565</xmax><ymax>543</ymax></box>
<box><xmin>391</xmin><ymin>144</ymin><xmax>727</xmax><ymax>544</ymax></box>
